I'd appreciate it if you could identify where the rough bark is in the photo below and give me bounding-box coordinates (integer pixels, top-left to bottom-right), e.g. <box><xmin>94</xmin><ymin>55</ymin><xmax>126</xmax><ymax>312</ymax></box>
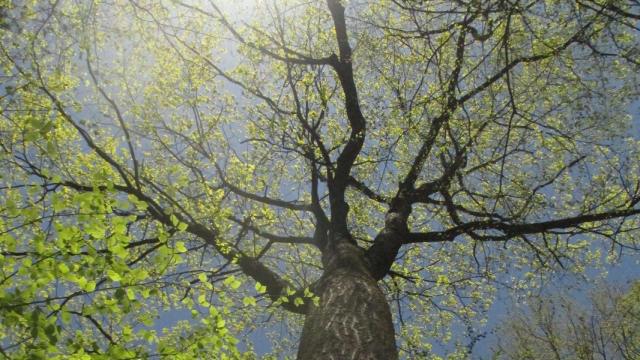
<box><xmin>297</xmin><ymin>243</ymin><xmax>398</xmax><ymax>360</ymax></box>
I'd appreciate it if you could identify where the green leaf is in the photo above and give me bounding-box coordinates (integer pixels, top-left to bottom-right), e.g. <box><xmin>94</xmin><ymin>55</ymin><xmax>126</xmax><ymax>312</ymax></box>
<box><xmin>57</xmin><ymin>262</ymin><xmax>70</xmax><ymax>274</ymax></box>
<box><xmin>86</xmin><ymin>222</ymin><xmax>105</xmax><ymax>239</ymax></box>
<box><xmin>107</xmin><ymin>270</ymin><xmax>122</xmax><ymax>282</ymax></box>
<box><xmin>242</xmin><ymin>296</ymin><xmax>256</xmax><ymax>306</ymax></box>
<box><xmin>303</xmin><ymin>287</ymin><xmax>314</xmax><ymax>298</ymax></box>
<box><xmin>51</xmin><ymin>194</ymin><xmax>65</xmax><ymax>212</ymax></box>
<box><xmin>75</xmin><ymin>275</ymin><xmax>87</xmax><ymax>289</ymax></box>
<box><xmin>126</xmin><ymin>288</ymin><xmax>136</xmax><ymax>300</ymax></box>
<box><xmin>175</xmin><ymin>241</ymin><xmax>187</xmax><ymax>253</ymax></box>
<box><xmin>223</xmin><ymin>275</ymin><xmax>242</xmax><ymax>290</ymax></box>
<box><xmin>60</xmin><ymin>311</ymin><xmax>71</xmax><ymax>325</ymax></box>
<box><xmin>254</xmin><ymin>282</ymin><xmax>267</xmax><ymax>294</ymax></box>
<box><xmin>198</xmin><ymin>294</ymin><xmax>209</xmax><ymax>307</ymax></box>
<box><xmin>198</xmin><ymin>273</ymin><xmax>208</xmax><ymax>283</ymax></box>
<box><xmin>83</xmin><ymin>280</ymin><xmax>96</xmax><ymax>292</ymax></box>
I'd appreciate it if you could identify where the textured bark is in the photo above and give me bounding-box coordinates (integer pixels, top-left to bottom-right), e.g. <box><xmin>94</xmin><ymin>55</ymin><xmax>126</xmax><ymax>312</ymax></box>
<box><xmin>297</xmin><ymin>243</ymin><xmax>397</xmax><ymax>360</ymax></box>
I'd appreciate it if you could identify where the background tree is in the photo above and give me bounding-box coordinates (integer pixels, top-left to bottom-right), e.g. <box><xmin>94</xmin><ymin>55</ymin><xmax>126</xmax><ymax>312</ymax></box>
<box><xmin>494</xmin><ymin>280</ymin><xmax>640</xmax><ymax>359</ymax></box>
<box><xmin>1</xmin><ymin>0</ymin><xmax>639</xmax><ymax>358</ymax></box>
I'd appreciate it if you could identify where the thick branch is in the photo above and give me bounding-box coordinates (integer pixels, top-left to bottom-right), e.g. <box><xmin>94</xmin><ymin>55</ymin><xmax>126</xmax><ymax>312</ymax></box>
<box><xmin>406</xmin><ymin>208</ymin><xmax>640</xmax><ymax>244</ymax></box>
<box><xmin>325</xmin><ymin>0</ymin><xmax>367</xmax><ymax>237</ymax></box>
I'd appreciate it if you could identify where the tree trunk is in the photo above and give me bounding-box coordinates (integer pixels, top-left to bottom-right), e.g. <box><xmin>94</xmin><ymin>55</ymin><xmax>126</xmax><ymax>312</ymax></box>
<box><xmin>297</xmin><ymin>243</ymin><xmax>397</xmax><ymax>360</ymax></box>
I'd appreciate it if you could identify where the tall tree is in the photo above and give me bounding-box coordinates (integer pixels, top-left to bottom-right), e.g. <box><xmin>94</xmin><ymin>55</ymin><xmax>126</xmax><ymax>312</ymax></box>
<box><xmin>1</xmin><ymin>0</ymin><xmax>639</xmax><ymax>358</ymax></box>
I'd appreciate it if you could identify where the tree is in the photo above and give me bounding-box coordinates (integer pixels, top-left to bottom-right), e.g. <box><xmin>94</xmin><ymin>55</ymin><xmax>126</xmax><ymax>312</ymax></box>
<box><xmin>494</xmin><ymin>280</ymin><xmax>640</xmax><ymax>359</ymax></box>
<box><xmin>1</xmin><ymin>0</ymin><xmax>639</xmax><ymax>358</ymax></box>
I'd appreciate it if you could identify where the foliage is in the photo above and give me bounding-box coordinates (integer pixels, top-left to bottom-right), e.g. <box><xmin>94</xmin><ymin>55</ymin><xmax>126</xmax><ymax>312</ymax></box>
<box><xmin>494</xmin><ymin>280</ymin><xmax>640</xmax><ymax>359</ymax></box>
<box><xmin>0</xmin><ymin>0</ymin><xmax>639</xmax><ymax>358</ymax></box>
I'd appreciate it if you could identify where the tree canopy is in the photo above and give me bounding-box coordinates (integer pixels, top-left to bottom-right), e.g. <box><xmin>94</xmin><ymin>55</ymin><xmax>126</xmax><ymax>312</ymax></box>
<box><xmin>1</xmin><ymin>0</ymin><xmax>639</xmax><ymax>358</ymax></box>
